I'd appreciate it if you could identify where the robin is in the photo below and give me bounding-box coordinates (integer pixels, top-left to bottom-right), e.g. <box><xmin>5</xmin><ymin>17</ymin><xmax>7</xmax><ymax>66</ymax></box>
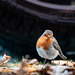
<box><xmin>36</xmin><ymin>30</ymin><xmax>67</xmax><ymax>64</ymax></box>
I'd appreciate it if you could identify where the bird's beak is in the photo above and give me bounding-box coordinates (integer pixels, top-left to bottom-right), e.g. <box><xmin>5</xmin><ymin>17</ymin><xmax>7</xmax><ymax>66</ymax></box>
<box><xmin>48</xmin><ymin>36</ymin><xmax>50</xmax><ymax>38</ymax></box>
<box><xmin>48</xmin><ymin>34</ymin><xmax>53</xmax><ymax>38</ymax></box>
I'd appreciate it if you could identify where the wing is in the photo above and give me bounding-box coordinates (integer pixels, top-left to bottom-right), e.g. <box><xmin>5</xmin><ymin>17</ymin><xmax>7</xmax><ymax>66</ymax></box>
<box><xmin>53</xmin><ymin>37</ymin><xmax>67</xmax><ymax>59</ymax></box>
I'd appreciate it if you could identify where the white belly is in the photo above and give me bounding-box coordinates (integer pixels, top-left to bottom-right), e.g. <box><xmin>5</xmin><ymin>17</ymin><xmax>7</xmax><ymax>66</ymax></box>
<box><xmin>36</xmin><ymin>45</ymin><xmax>59</xmax><ymax>60</ymax></box>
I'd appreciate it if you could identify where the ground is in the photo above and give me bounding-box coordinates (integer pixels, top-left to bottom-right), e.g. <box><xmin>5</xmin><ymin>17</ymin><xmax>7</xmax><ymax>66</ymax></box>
<box><xmin>0</xmin><ymin>54</ymin><xmax>75</xmax><ymax>75</ymax></box>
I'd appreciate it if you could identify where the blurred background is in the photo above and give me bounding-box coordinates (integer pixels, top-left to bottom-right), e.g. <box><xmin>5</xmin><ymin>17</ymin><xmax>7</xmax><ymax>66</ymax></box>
<box><xmin>0</xmin><ymin>0</ymin><xmax>75</xmax><ymax>61</ymax></box>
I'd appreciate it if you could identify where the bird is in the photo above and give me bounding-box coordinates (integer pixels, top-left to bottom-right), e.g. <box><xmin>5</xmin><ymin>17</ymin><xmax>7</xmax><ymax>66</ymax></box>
<box><xmin>36</xmin><ymin>30</ymin><xmax>67</xmax><ymax>64</ymax></box>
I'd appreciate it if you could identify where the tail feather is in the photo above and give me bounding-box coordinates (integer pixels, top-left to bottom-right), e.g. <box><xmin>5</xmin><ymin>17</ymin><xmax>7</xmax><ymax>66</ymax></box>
<box><xmin>59</xmin><ymin>54</ymin><xmax>67</xmax><ymax>60</ymax></box>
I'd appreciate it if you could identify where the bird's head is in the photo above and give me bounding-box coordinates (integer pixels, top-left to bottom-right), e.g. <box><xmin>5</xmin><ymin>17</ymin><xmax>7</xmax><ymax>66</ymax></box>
<box><xmin>42</xmin><ymin>30</ymin><xmax>54</xmax><ymax>42</ymax></box>
<box><xmin>37</xmin><ymin>30</ymin><xmax>54</xmax><ymax>50</ymax></box>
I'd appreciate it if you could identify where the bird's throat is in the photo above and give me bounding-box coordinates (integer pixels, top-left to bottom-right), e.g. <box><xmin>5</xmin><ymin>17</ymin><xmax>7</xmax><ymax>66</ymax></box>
<box><xmin>37</xmin><ymin>36</ymin><xmax>51</xmax><ymax>50</ymax></box>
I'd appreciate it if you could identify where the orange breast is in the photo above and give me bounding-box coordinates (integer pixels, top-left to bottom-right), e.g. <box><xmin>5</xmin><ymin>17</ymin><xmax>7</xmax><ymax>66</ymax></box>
<box><xmin>37</xmin><ymin>36</ymin><xmax>51</xmax><ymax>50</ymax></box>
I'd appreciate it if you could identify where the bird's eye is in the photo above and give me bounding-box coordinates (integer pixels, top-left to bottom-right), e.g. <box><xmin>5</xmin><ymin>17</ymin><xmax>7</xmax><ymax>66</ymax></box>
<box><xmin>44</xmin><ymin>34</ymin><xmax>46</xmax><ymax>36</ymax></box>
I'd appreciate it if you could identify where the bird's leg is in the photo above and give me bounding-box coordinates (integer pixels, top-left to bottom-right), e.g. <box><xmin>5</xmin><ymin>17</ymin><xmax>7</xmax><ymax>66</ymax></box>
<box><xmin>43</xmin><ymin>59</ymin><xmax>47</xmax><ymax>65</ymax></box>
<box><xmin>41</xmin><ymin>59</ymin><xmax>47</xmax><ymax>69</ymax></box>
<box><xmin>53</xmin><ymin>59</ymin><xmax>55</xmax><ymax>65</ymax></box>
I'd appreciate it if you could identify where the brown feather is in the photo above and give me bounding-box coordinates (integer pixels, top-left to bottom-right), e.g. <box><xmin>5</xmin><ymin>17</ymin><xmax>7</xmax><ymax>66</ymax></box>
<box><xmin>53</xmin><ymin>39</ymin><xmax>67</xmax><ymax>59</ymax></box>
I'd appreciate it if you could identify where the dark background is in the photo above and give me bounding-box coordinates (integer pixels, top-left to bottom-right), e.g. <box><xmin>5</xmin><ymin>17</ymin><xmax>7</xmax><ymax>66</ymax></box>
<box><xmin>0</xmin><ymin>0</ymin><xmax>75</xmax><ymax>61</ymax></box>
